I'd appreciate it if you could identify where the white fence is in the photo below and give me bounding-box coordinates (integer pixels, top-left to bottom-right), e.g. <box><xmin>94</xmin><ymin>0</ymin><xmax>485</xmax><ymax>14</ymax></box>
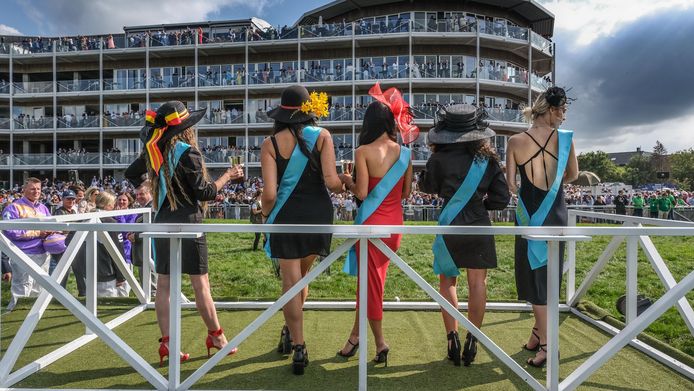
<box><xmin>0</xmin><ymin>209</ymin><xmax>692</xmax><ymax>391</ymax></box>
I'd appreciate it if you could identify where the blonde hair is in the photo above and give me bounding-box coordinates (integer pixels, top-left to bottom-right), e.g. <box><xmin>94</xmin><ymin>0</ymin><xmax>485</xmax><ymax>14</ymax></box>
<box><xmin>95</xmin><ymin>191</ymin><xmax>116</xmax><ymax>210</ymax></box>
<box><xmin>147</xmin><ymin>127</ymin><xmax>210</xmax><ymax>212</ymax></box>
<box><xmin>522</xmin><ymin>92</ymin><xmax>552</xmax><ymax>122</ymax></box>
<box><xmin>85</xmin><ymin>186</ymin><xmax>100</xmax><ymax>201</ymax></box>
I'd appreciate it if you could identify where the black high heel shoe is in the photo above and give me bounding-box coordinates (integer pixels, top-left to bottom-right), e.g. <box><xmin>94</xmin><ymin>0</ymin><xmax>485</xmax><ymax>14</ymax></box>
<box><xmin>277</xmin><ymin>325</ymin><xmax>292</xmax><ymax>354</ymax></box>
<box><xmin>374</xmin><ymin>346</ymin><xmax>389</xmax><ymax>367</ymax></box>
<box><xmin>462</xmin><ymin>332</ymin><xmax>477</xmax><ymax>367</ymax></box>
<box><xmin>523</xmin><ymin>327</ymin><xmax>540</xmax><ymax>351</ymax></box>
<box><xmin>447</xmin><ymin>331</ymin><xmax>461</xmax><ymax>366</ymax></box>
<box><xmin>292</xmin><ymin>343</ymin><xmax>309</xmax><ymax>375</ymax></box>
<box><xmin>337</xmin><ymin>338</ymin><xmax>359</xmax><ymax>357</ymax></box>
<box><xmin>527</xmin><ymin>344</ymin><xmax>547</xmax><ymax>368</ymax></box>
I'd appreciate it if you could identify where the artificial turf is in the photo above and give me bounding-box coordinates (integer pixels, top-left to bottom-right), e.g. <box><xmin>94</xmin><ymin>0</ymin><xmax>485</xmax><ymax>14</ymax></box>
<box><xmin>2</xmin><ymin>304</ymin><xmax>692</xmax><ymax>390</ymax></box>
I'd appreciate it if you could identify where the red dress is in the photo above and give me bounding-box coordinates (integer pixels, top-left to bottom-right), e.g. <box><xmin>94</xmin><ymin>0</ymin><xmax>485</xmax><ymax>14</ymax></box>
<box><xmin>356</xmin><ymin>176</ymin><xmax>404</xmax><ymax>321</ymax></box>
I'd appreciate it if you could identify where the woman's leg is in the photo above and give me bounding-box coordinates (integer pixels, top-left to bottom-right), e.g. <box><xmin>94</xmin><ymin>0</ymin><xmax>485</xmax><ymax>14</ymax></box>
<box><xmin>439</xmin><ymin>275</ymin><xmax>458</xmax><ymax>333</ymax></box>
<box><xmin>466</xmin><ymin>269</ymin><xmax>488</xmax><ymax>328</ymax></box>
<box><xmin>529</xmin><ymin>304</ymin><xmax>547</xmax><ymax>363</ymax></box>
<box><xmin>155</xmin><ymin>274</ymin><xmax>170</xmax><ymax>337</ymax></box>
<box><xmin>280</xmin><ymin>255</ymin><xmax>317</xmax><ymax>346</ymax></box>
<box><xmin>190</xmin><ymin>273</ymin><xmax>228</xmax><ymax>347</ymax></box>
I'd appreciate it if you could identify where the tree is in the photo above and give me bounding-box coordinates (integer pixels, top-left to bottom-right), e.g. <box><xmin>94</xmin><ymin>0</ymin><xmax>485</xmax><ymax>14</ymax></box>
<box><xmin>670</xmin><ymin>148</ymin><xmax>694</xmax><ymax>190</ymax></box>
<box><xmin>650</xmin><ymin>140</ymin><xmax>669</xmax><ymax>173</ymax></box>
<box><xmin>577</xmin><ymin>151</ymin><xmax>621</xmax><ymax>182</ymax></box>
<box><xmin>626</xmin><ymin>154</ymin><xmax>655</xmax><ymax>186</ymax></box>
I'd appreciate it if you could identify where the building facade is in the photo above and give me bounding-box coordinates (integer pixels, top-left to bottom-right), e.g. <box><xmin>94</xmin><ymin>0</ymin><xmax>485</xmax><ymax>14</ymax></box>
<box><xmin>0</xmin><ymin>0</ymin><xmax>555</xmax><ymax>188</ymax></box>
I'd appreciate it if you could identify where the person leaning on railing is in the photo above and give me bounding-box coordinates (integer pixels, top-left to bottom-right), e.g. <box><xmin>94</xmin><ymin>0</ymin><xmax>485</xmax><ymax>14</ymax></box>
<box><xmin>260</xmin><ymin>85</ymin><xmax>343</xmax><ymax>375</ymax></box>
<box><xmin>420</xmin><ymin>104</ymin><xmax>510</xmax><ymax>366</ymax></box>
<box><xmin>505</xmin><ymin>86</ymin><xmax>578</xmax><ymax>368</ymax></box>
<box><xmin>125</xmin><ymin>101</ymin><xmax>244</xmax><ymax>367</ymax></box>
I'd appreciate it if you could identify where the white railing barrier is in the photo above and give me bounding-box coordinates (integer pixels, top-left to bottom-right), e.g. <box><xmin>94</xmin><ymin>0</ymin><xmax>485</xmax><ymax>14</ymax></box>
<box><xmin>0</xmin><ymin>211</ymin><xmax>692</xmax><ymax>391</ymax></box>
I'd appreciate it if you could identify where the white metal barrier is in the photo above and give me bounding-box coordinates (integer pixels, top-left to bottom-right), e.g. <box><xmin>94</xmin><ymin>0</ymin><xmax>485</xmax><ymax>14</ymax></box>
<box><xmin>0</xmin><ymin>210</ymin><xmax>692</xmax><ymax>391</ymax></box>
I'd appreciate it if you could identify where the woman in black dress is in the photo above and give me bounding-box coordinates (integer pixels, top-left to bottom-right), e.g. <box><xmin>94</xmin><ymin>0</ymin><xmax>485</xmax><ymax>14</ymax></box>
<box><xmin>126</xmin><ymin>101</ymin><xmax>244</xmax><ymax>366</ymax></box>
<box><xmin>506</xmin><ymin>87</ymin><xmax>578</xmax><ymax>367</ymax></box>
<box><xmin>260</xmin><ymin>85</ymin><xmax>343</xmax><ymax>375</ymax></box>
<box><xmin>420</xmin><ymin>104</ymin><xmax>510</xmax><ymax>366</ymax></box>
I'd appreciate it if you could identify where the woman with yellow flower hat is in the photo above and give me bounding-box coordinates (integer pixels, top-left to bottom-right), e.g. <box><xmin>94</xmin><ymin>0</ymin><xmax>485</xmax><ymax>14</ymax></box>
<box><xmin>261</xmin><ymin>85</ymin><xmax>343</xmax><ymax>375</ymax></box>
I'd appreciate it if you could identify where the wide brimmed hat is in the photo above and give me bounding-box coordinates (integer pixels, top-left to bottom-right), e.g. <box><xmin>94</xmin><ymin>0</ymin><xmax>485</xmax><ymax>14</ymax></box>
<box><xmin>427</xmin><ymin>104</ymin><xmax>496</xmax><ymax>144</ymax></box>
<box><xmin>139</xmin><ymin>101</ymin><xmax>206</xmax><ymax>175</ymax></box>
<box><xmin>267</xmin><ymin>85</ymin><xmax>328</xmax><ymax>124</ymax></box>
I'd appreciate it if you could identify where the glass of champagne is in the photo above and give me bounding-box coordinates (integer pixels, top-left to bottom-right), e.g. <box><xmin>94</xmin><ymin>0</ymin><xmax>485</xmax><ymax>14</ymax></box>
<box><xmin>228</xmin><ymin>155</ymin><xmax>245</xmax><ymax>183</ymax></box>
<box><xmin>341</xmin><ymin>159</ymin><xmax>353</xmax><ymax>175</ymax></box>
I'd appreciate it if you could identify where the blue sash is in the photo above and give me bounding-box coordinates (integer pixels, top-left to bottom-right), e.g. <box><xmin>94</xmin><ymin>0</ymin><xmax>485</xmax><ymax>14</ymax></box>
<box><xmin>516</xmin><ymin>129</ymin><xmax>573</xmax><ymax>270</ymax></box>
<box><xmin>343</xmin><ymin>146</ymin><xmax>410</xmax><ymax>275</ymax></box>
<box><xmin>153</xmin><ymin>141</ymin><xmax>191</xmax><ymax>264</ymax></box>
<box><xmin>264</xmin><ymin>126</ymin><xmax>322</xmax><ymax>259</ymax></box>
<box><xmin>432</xmin><ymin>158</ymin><xmax>489</xmax><ymax>277</ymax></box>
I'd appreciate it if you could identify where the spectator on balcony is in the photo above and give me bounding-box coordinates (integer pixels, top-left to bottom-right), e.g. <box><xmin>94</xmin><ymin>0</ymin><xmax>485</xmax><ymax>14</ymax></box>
<box><xmin>2</xmin><ymin>177</ymin><xmax>53</xmax><ymax>311</ymax></box>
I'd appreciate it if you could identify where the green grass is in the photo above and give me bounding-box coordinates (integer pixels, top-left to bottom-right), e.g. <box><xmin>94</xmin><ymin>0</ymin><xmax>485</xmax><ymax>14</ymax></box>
<box><xmin>3</xmin><ymin>305</ymin><xmax>693</xmax><ymax>390</ymax></box>
<box><xmin>2</xmin><ymin>219</ymin><xmax>692</xmax><ymax>359</ymax></box>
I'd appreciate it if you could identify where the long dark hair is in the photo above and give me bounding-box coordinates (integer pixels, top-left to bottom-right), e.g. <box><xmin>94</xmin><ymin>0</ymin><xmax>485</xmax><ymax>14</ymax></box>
<box><xmin>273</xmin><ymin>118</ymin><xmax>319</xmax><ymax>171</ymax></box>
<box><xmin>359</xmin><ymin>101</ymin><xmax>396</xmax><ymax>146</ymax></box>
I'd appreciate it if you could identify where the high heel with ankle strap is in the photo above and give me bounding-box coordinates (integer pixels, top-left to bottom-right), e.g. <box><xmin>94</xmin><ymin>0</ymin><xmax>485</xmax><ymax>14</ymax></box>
<box><xmin>158</xmin><ymin>336</ymin><xmax>190</xmax><ymax>367</ymax></box>
<box><xmin>462</xmin><ymin>332</ymin><xmax>477</xmax><ymax>367</ymax></box>
<box><xmin>337</xmin><ymin>338</ymin><xmax>359</xmax><ymax>358</ymax></box>
<box><xmin>292</xmin><ymin>343</ymin><xmax>309</xmax><ymax>375</ymax></box>
<box><xmin>206</xmin><ymin>328</ymin><xmax>238</xmax><ymax>358</ymax></box>
<box><xmin>523</xmin><ymin>327</ymin><xmax>541</xmax><ymax>351</ymax></box>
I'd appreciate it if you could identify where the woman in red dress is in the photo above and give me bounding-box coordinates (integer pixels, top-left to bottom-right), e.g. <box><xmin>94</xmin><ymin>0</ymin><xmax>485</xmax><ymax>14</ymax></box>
<box><xmin>337</xmin><ymin>98</ymin><xmax>414</xmax><ymax>366</ymax></box>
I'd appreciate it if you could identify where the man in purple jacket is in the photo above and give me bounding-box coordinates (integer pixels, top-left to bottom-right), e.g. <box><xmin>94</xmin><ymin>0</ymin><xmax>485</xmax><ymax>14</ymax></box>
<box><xmin>2</xmin><ymin>177</ymin><xmax>52</xmax><ymax>310</ymax></box>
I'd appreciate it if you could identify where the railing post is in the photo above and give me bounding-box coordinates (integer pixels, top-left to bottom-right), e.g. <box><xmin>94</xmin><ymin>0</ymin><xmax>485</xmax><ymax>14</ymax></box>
<box><xmin>547</xmin><ymin>240</ymin><xmax>560</xmax><ymax>391</ymax></box>
<box><xmin>168</xmin><ymin>237</ymin><xmax>182</xmax><ymax>390</ymax></box>
<box><xmin>85</xmin><ymin>224</ymin><xmax>98</xmax><ymax>335</ymax></box>
<box><xmin>143</xmin><ymin>210</ymin><xmax>153</xmax><ymax>303</ymax></box>
<box><xmin>567</xmin><ymin>211</ymin><xmax>577</xmax><ymax>302</ymax></box>
<box><xmin>358</xmin><ymin>237</ymin><xmax>368</xmax><ymax>391</ymax></box>
<box><xmin>626</xmin><ymin>234</ymin><xmax>639</xmax><ymax>324</ymax></box>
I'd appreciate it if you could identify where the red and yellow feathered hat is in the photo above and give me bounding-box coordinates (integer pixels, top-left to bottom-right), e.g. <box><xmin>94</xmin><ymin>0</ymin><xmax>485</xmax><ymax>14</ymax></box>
<box><xmin>139</xmin><ymin>101</ymin><xmax>207</xmax><ymax>175</ymax></box>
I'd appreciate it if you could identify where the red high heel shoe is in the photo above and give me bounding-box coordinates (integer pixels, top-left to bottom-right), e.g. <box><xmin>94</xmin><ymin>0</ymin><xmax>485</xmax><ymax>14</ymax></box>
<box><xmin>206</xmin><ymin>328</ymin><xmax>238</xmax><ymax>358</ymax></box>
<box><xmin>158</xmin><ymin>336</ymin><xmax>190</xmax><ymax>367</ymax></box>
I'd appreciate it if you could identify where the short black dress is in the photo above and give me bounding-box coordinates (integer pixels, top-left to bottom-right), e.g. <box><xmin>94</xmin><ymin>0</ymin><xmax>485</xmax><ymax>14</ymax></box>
<box><xmin>268</xmin><ymin>135</ymin><xmax>333</xmax><ymax>259</ymax></box>
<box><xmin>125</xmin><ymin>147</ymin><xmax>215</xmax><ymax>275</ymax></box>
<box><xmin>514</xmin><ymin>136</ymin><xmax>567</xmax><ymax>305</ymax></box>
<box><xmin>420</xmin><ymin>144</ymin><xmax>510</xmax><ymax>269</ymax></box>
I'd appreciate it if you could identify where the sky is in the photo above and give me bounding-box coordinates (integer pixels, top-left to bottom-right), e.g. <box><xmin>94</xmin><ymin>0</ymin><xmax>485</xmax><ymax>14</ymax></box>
<box><xmin>1</xmin><ymin>0</ymin><xmax>694</xmax><ymax>154</ymax></box>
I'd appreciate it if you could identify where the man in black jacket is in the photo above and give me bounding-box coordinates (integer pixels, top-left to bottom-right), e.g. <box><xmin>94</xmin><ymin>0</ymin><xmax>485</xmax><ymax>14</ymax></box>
<box><xmin>128</xmin><ymin>181</ymin><xmax>157</xmax><ymax>294</ymax></box>
<box><xmin>51</xmin><ymin>190</ymin><xmax>86</xmax><ymax>294</ymax></box>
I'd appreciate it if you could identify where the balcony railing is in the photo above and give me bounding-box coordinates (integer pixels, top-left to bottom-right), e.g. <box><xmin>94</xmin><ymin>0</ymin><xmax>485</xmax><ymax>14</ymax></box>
<box><xmin>300</xmin><ymin>23</ymin><xmax>352</xmax><ymax>39</ymax></box>
<box><xmin>57</xmin><ymin>115</ymin><xmax>100</xmax><ymax>128</ymax></box>
<box><xmin>103</xmin><ymin>78</ymin><xmax>146</xmax><ymax>91</ymax></box>
<box><xmin>199</xmin><ymin>112</ymin><xmax>245</xmax><ymax>125</ymax></box>
<box><xmin>0</xmin><ymin>83</ymin><xmax>9</xmax><ymax>94</ymax></box>
<box><xmin>531</xmin><ymin>73</ymin><xmax>552</xmax><ymax>90</ymax></box>
<box><xmin>57</xmin><ymin>152</ymin><xmax>100</xmax><ymax>165</ymax></box>
<box><xmin>0</xmin><ymin>154</ymin><xmax>9</xmax><ymax>165</ymax></box>
<box><xmin>249</xmin><ymin>71</ymin><xmax>297</xmax><ymax>85</ymax></box>
<box><xmin>13</xmin><ymin>153</ymin><xmax>54</xmax><ymax>166</ymax></box>
<box><xmin>103</xmin><ymin>152</ymin><xmax>139</xmax><ymax>165</ymax></box>
<box><xmin>12</xmin><ymin>81</ymin><xmax>53</xmax><ymax>94</ymax></box>
<box><xmin>57</xmin><ymin>79</ymin><xmax>101</xmax><ymax>93</ymax></box>
<box><xmin>0</xmin><ymin>118</ymin><xmax>9</xmax><ymax>130</ymax></box>
<box><xmin>486</xmin><ymin>108</ymin><xmax>525</xmax><ymax>123</ymax></box>
<box><xmin>103</xmin><ymin>115</ymin><xmax>145</xmax><ymax>128</ymax></box>
<box><xmin>355</xmin><ymin>21</ymin><xmax>410</xmax><ymax>35</ymax></box>
<box><xmin>531</xmin><ymin>31</ymin><xmax>553</xmax><ymax>55</ymax></box>
<box><xmin>14</xmin><ymin>117</ymin><xmax>53</xmax><ymax>130</ymax></box>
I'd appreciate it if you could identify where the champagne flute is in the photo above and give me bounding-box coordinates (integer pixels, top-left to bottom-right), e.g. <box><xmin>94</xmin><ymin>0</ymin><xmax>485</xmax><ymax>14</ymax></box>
<box><xmin>341</xmin><ymin>159</ymin><xmax>353</xmax><ymax>175</ymax></box>
<box><xmin>228</xmin><ymin>155</ymin><xmax>245</xmax><ymax>183</ymax></box>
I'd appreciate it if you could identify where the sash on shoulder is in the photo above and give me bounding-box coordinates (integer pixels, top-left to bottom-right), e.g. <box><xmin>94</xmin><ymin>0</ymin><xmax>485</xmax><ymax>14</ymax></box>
<box><xmin>432</xmin><ymin>158</ymin><xmax>489</xmax><ymax>277</ymax></box>
<box><xmin>264</xmin><ymin>126</ymin><xmax>322</xmax><ymax>259</ymax></box>
<box><xmin>343</xmin><ymin>146</ymin><xmax>410</xmax><ymax>276</ymax></box>
<box><xmin>516</xmin><ymin>129</ymin><xmax>573</xmax><ymax>270</ymax></box>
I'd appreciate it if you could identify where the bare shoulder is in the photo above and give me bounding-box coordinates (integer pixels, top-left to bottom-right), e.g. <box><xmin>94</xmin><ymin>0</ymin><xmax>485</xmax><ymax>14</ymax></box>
<box><xmin>507</xmin><ymin>132</ymin><xmax>528</xmax><ymax>149</ymax></box>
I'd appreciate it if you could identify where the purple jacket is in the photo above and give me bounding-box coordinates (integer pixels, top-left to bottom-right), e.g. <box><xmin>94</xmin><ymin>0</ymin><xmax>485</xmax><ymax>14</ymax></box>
<box><xmin>2</xmin><ymin>197</ymin><xmax>52</xmax><ymax>254</ymax></box>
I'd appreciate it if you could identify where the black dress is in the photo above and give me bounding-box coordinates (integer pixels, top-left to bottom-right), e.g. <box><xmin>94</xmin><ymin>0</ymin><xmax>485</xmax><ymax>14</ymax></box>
<box><xmin>514</xmin><ymin>132</ymin><xmax>567</xmax><ymax>305</ymax></box>
<box><xmin>420</xmin><ymin>144</ymin><xmax>510</xmax><ymax>269</ymax></box>
<box><xmin>268</xmin><ymin>136</ymin><xmax>332</xmax><ymax>259</ymax></box>
<box><xmin>125</xmin><ymin>147</ymin><xmax>216</xmax><ymax>275</ymax></box>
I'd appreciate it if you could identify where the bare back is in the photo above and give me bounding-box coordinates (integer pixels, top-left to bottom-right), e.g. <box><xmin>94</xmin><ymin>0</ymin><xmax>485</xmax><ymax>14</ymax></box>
<box><xmin>511</xmin><ymin>128</ymin><xmax>560</xmax><ymax>191</ymax></box>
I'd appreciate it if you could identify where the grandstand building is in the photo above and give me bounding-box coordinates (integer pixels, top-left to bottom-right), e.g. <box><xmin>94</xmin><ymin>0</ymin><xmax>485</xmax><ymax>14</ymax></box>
<box><xmin>0</xmin><ymin>0</ymin><xmax>555</xmax><ymax>187</ymax></box>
